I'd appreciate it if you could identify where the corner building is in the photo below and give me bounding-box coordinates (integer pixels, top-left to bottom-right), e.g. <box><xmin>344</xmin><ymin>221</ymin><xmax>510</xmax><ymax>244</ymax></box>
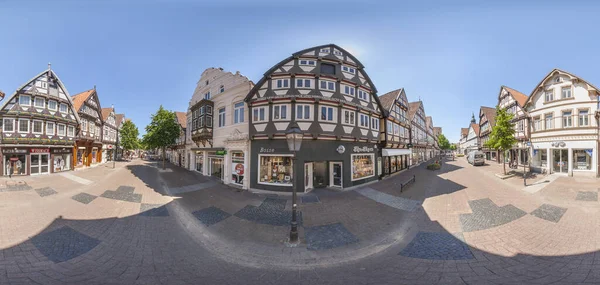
<box><xmin>245</xmin><ymin>44</ymin><xmax>384</xmax><ymax>192</ymax></box>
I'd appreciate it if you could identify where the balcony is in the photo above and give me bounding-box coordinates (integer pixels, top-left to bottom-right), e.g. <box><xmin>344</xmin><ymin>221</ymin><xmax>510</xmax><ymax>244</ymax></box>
<box><xmin>531</xmin><ymin>114</ymin><xmax>597</xmax><ymax>133</ymax></box>
<box><xmin>190</xmin><ymin>99</ymin><xmax>214</xmax><ymax>147</ymax></box>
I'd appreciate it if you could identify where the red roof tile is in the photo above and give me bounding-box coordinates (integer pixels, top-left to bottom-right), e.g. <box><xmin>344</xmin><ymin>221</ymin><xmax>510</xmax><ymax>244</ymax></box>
<box><xmin>101</xmin><ymin>107</ymin><xmax>113</xmax><ymax>121</ymax></box>
<box><xmin>502</xmin><ymin>86</ymin><xmax>528</xmax><ymax>108</ymax></box>
<box><xmin>378</xmin><ymin>88</ymin><xmax>403</xmax><ymax>111</ymax></box>
<box><xmin>175</xmin><ymin>111</ymin><xmax>186</xmax><ymax>128</ymax></box>
<box><xmin>71</xmin><ymin>89</ymin><xmax>94</xmax><ymax>112</ymax></box>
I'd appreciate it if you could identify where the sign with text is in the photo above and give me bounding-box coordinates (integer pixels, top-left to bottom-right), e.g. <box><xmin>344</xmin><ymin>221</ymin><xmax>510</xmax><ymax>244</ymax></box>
<box><xmin>51</xmin><ymin>148</ymin><xmax>72</xmax><ymax>154</ymax></box>
<box><xmin>259</xmin><ymin>147</ymin><xmax>275</xmax><ymax>153</ymax></box>
<box><xmin>215</xmin><ymin>150</ymin><xmax>227</xmax><ymax>155</ymax></box>
<box><xmin>31</xmin><ymin>148</ymin><xmax>50</xmax><ymax>153</ymax></box>
<box><xmin>2</xmin><ymin>149</ymin><xmax>28</xmax><ymax>154</ymax></box>
<box><xmin>353</xmin><ymin>146</ymin><xmax>374</xmax><ymax>153</ymax></box>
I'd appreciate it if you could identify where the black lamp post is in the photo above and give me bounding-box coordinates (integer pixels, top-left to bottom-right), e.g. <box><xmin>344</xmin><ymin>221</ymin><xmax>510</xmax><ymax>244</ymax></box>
<box><xmin>285</xmin><ymin>122</ymin><xmax>303</xmax><ymax>244</ymax></box>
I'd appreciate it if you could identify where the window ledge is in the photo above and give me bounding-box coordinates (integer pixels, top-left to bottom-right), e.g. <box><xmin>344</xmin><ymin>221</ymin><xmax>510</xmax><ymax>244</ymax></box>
<box><xmin>543</xmin><ymin>97</ymin><xmax>575</xmax><ymax>105</ymax></box>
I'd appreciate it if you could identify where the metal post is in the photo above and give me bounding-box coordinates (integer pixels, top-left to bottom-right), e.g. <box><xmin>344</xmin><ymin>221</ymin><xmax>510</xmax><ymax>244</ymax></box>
<box><xmin>289</xmin><ymin>151</ymin><xmax>298</xmax><ymax>243</ymax></box>
<box><xmin>113</xmin><ymin>129</ymin><xmax>118</xmax><ymax>169</ymax></box>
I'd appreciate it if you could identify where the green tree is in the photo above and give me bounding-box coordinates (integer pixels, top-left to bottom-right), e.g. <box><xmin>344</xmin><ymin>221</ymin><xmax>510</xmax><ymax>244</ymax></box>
<box><xmin>437</xmin><ymin>134</ymin><xmax>451</xmax><ymax>150</ymax></box>
<box><xmin>142</xmin><ymin>106</ymin><xmax>181</xmax><ymax>169</ymax></box>
<box><xmin>450</xmin><ymin>144</ymin><xmax>457</xmax><ymax>151</ymax></box>
<box><xmin>120</xmin><ymin>120</ymin><xmax>140</xmax><ymax>155</ymax></box>
<box><xmin>485</xmin><ymin>107</ymin><xmax>517</xmax><ymax>175</ymax></box>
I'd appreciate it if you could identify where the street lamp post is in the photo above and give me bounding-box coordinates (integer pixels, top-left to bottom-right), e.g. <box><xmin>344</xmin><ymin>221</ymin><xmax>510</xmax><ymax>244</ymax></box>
<box><xmin>285</xmin><ymin>122</ymin><xmax>303</xmax><ymax>244</ymax></box>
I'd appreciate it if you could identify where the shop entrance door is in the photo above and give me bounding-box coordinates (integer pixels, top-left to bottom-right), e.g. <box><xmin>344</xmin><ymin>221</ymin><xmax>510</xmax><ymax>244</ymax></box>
<box><xmin>210</xmin><ymin>158</ymin><xmax>223</xmax><ymax>180</ymax></box>
<box><xmin>30</xmin><ymin>154</ymin><xmax>49</xmax><ymax>175</ymax></box>
<box><xmin>553</xmin><ymin>149</ymin><xmax>568</xmax><ymax>173</ymax></box>
<box><xmin>304</xmin><ymin>163</ymin><xmax>313</xmax><ymax>191</ymax></box>
<box><xmin>329</xmin><ymin>162</ymin><xmax>342</xmax><ymax>188</ymax></box>
<box><xmin>313</xmin><ymin>161</ymin><xmax>327</xmax><ymax>188</ymax></box>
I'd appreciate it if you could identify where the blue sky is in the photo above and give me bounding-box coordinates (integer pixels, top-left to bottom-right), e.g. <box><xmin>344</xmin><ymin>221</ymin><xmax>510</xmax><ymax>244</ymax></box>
<box><xmin>1</xmin><ymin>0</ymin><xmax>599</xmax><ymax>142</ymax></box>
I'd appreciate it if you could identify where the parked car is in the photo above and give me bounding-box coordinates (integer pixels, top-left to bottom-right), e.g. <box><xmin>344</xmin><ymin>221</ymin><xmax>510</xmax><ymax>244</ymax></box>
<box><xmin>467</xmin><ymin>151</ymin><xmax>485</xmax><ymax>166</ymax></box>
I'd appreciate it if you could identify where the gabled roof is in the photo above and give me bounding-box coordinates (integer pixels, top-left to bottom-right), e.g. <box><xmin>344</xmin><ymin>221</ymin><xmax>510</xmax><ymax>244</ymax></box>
<box><xmin>115</xmin><ymin>114</ymin><xmax>125</xmax><ymax>126</ymax></box>
<box><xmin>479</xmin><ymin>106</ymin><xmax>496</xmax><ymax>127</ymax></box>
<box><xmin>175</xmin><ymin>111</ymin><xmax>187</xmax><ymax>128</ymax></box>
<box><xmin>524</xmin><ymin>68</ymin><xmax>600</xmax><ymax>106</ymax></box>
<box><xmin>71</xmin><ymin>89</ymin><xmax>94</xmax><ymax>112</ymax></box>
<box><xmin>461</xmin><ymin>128</ymin><xmax>469</xmax><ymax>137</ymax></box>
<box><xmin>470</xmin><ymin>123</ymin><xmax>480</xmax><ymax>135</ymax></box>
<box><xmin>408</xmin><ymin>101</ymin><xmax>422</xmax><ymax>120</ymax></box>
<box><xmin>101</xmin><ymin>107</ymin><xmax>113</xmax><ymax>121</ymax></box>
<box><xmin>378</xmin><ymin>88</ymin><xmax>404</xmax><ymax>112</ymax></box>
<box><xmin>501</xmin><ymin>85</ymin><xmax>528</xmax><ymax>108</ymax></box>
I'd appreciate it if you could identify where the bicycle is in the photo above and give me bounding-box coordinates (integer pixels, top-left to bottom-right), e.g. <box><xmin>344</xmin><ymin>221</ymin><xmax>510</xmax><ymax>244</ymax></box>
<box><xmin>508</xmin><ymin>161</ymin><xmax>518</xmax><ymax>169</ymax></box>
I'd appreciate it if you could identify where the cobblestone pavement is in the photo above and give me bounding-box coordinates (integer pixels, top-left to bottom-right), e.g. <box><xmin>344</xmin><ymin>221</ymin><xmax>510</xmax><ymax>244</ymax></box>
<box><xmin>2</xmin><ymin>158</ymin><xmax>600</xmax><ymax>284</ymax></box>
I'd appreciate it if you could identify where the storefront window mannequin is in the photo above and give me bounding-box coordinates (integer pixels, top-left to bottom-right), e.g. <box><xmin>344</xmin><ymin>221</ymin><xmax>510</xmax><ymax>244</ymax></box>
<box><xmin>285</xmin><ymin>122</ymin><xmax>303</xmax><ymax>244</ymax></box>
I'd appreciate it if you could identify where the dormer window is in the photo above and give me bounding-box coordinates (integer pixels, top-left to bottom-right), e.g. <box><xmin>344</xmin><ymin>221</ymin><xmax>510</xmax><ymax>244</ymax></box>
<box><xmin>299</xmin><ymin>59</ymin><xmax>316</xmax><ymax>66</ymax></box>
<box><xmin>555</xmin><ymin>77</ymin><xmax>561</xmax><ymax>83</ymax></box>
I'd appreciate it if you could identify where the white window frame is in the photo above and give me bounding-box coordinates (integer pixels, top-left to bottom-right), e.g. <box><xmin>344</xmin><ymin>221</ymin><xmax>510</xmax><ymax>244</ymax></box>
<box><xmin>233</xmin><ymin>102</ymin><xmax>244</xmax><ymax>124</ymax></box>
<box><xmin>561</xmin><ymin>86</ymin><xmax>572</xmax><ymax>99</ymax></box>
<box><xmin>343</xmin><ymin>85</ymin><xmax>355</xmax><ymax>96</ymax></box>
<box><xmin>274</xmin><ymin>78</ymin><xmax>290</xmax><ymax>89</ymax></box>
<box><xmin>371</xmin><ymin>117</ymin><xmax>379</xmax><ymax>131</ymax></box>
<box><xmin>299</xmin><ymin>59</ymin><xmax>316</xmax><ymax>66</ymax></box>
<box><xmin>19</xmin><ymin>95</ymin><xmax>31</xmax><ymax>106</ymax></box>
<box><xmin>59</xmin><ymin>103</ymin><xmax>68</xmax><ymax>113</ymax></box>
<box><xmin>341</xmin><ymin>65</ymin><xmax>356</xmax><ymax>74</ymax></box>
<box><xmin>295</xmin><ymin>78</ymin><xmax>312</xmax><ymax>89</ymax></box>
<box><xmin>257</xmin><ymin>154</ymin><xmax>294</xmax><ymax>187</ymax></box>
<box><xmin>295</xmin><ymin>104</ymin><xmax>312</xmax><ymax>121</ymax></box>
<box><xmin>333</xmin><ymin>50</ymin><xmax>343</xmax><ymax>56</ymax></box>
<box><xmin>358</xmin><ymin>89</ymin><xmax>369</xmax><ymax>101</ymax></box>
<box><xmin>2</xmin><ymin>118</ymin><xmax>15</xmax><ymax>132</ymax></box>
<box><xmin>578</xmin><ymin>109</ymin><xmax>589</xmax><ymax>127</ymax></box>
<box><xmin>18</xmin><ymin>119</ymin><xmax>30</xmax><ymax>133</ymax></box>
<box><xmin>351</xmin><ymin>153</ymin><xmax>375</xmax><ymax>181</ymax></box>
<box><xmin>48</xmin><ymin>100</ymin><xmax>57</xmax><ymax>111</ymax></box>
<box><xmin>204</xmin><ymin>92</ymin><xmax>211</xmax><ymax>100</ymax></box>
<box><xmin>34</xmin><ymin>97</ymin><xmax>45</xmax><ymax>108</ymax></box>
<box><xmin>218</xmin><ymin>107</ymin><xmax>226</xmax><ymax>128</ymax></box>
<box><xmin>544</xmin><ymin>90</ymin><xmax>554</xmax><ymax>102</ymax></box>
<box><xmin>252</xmin><ymin>106</ymin><xmax>268</xmax><ymax>123</ymax></box>
<box><xmin>562</xmin><ymin>111</ymin><xmax>572</xmax><ymax>128</ymax></box>
<box><xmin>319</xmin><ymin>80</ymin><xmax>336</xmax><ymax>91</ymax></box>
<box><xmin>32</xmin><ymin>120</ymin><xmax>44</xmax><ymax>134</ymax></box>
<box><xmin>319</xmin><ymin>105</ymin><xmax>336</xmax><ymax>122</ymax></box>
<box><xmin>68</xmin><ymin>125</ymin><xmax>75</xmax><ymax>137</ymax></box>
<box><xmin>358</xmin><ymin>113</ymin><xmax>369</xmax><ymax>128</ymax></box>
<box><xmin>342</xmin><ymin>109</ymin><xmax>356</xmax><ymax>126</ymax></box>
<box><xmin>272</xmin><ymin>104</ymin><xmax>289</xmax><ymax>121</ymax></box>
<box><xmin>46</xmin><ymin>122</ymin><xmax>55</xmax><ymax>135</ymax></box>
<box><xmin>57</xmin><ymin>123</ymin><xmax>66</xmax><ymax>136</ymax></box>
<box><xmin>320</xmin><ymin>48</ymin><xmax>330</xmax><ymax>53</ymax></box>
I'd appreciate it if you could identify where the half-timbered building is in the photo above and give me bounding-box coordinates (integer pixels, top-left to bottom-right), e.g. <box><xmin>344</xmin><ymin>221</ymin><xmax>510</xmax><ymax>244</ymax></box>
<box><xmin>378</xmin><ymin>88</ymin><xmax>411</xmax><ymax>177</ymax></box>
<box><xmin>115</xmin><ymin>114</ymin><xmax>125</xmax><ymax>160</ymax></box>
<box><xmin>497</xmin><ymin>86</ymin><xmax>529</xmax><ymax>166</ymax></box>
<box><xmin>101</xmin><ymin>107</ymin><xmax>117</xmax><ymax>163</ymax></box>
<box><xmin>245</xmin><ymin>44</ymin><xmax>384</xmax><ymax>192</ymax></box>
<box><xmin>408</xmin><ymin>101</ymin><xmax>428</xmax><ymax>164</ymax></box>
<box><xmin>0</xmin><ymin>66</ymin><xmax>80</xmax><ymax>176</ymax></box>
<box><xmin>71</xmin><ymin>88</ymin><xmax>104</xmax><ymax>168</ymax></box>
<box><xmin>478</xmin><ymin>106</ymin><xmax>497</xmax><ymax>162</ymax></box>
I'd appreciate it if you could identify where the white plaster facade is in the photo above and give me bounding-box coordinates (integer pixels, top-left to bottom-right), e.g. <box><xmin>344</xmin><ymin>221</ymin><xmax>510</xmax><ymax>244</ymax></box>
<box><xmin>526</xmin><ymin>69</ymin><xmax>600</xmax><ymax>177</ymax></box>
<box><xmin>465</xmin><ymin>123</ymin><xmax>479</xmax><ymax>153</ymax></box>
<box><xmin>185</xmin><ymin>68</ymin><xmax>254</xmax><ymax>189</ymax></box>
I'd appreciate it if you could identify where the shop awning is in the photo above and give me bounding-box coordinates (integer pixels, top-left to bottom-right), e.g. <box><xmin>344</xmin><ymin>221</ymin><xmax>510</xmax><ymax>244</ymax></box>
<box><xmin>382</xmin><ymin>148</ymin><xmax>412</xmax><ymax>156</ymax></box>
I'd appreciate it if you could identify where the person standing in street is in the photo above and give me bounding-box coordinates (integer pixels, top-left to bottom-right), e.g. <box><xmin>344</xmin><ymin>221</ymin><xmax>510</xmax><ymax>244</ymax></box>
<box><xmin>6</xmin><ymin>162</ymin><xmax>12</xmax><ymax>178</ymax></box>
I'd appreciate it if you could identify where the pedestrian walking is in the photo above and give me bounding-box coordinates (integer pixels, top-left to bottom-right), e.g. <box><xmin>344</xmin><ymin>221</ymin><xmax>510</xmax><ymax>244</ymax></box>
<box><xmin>6</xmin><ymin>163</ymin><xmax>12</xmax><ymax>178</ymax></box>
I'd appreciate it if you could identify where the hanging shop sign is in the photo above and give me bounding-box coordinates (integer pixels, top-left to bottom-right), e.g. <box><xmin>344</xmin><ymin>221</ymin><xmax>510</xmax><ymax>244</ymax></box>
<box><xmin>2</xmin><ymin>149</ymin><xmax>28</xmax><ymax>154</ymax></box>
<box><xmin>336</xmin><ymin>145</ymin><xmax>345</xmax><ymax>154</ymax></box>
<box><xmin>234</xmin><ymin>163</ymin><xmax>244</xmax><ymax>175</ymax></box>
<box><xmin>215</xmin><ymin>150</ymin><xmax>227</xmax><ymax>155</ymax></box>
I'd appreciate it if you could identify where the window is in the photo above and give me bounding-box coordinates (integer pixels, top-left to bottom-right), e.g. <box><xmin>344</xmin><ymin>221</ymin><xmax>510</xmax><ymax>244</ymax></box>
<box><xmin>56</xmin><ymin>124</ymin><xmax>65</xmax><ymax>136</ymax></box>
<box><xmin>34</xmin><ymin>97</ymin><xmax>45</xmax><ymax>108</ymax></box>
<box><xmin>200</xmin><ymin>106</ymin><xmax>205</xmax><ymax>115</ymax></box>
<box><xmin>252</xmin><ymin>107</ymin><xmax>266</xmax><ymax>122</ymax></box>
<box><xmin>19</xmin><ymin>95</ymin><xmax>31</xmax><ymax>106</ymax></box>
<box><xmin>562</xmin><ymin>111</ymin><xmax>572</xmax><ymax>128</ymax></box>
<box><xmin>517</xmin><ymin>120</ymin><xmax>524</xmax><ymax>131</ymax></box>
<box><xmin>47</xmin><ymin>122</ymin><xmax>55</xmax><ymax>135</ymax></box>
<box><xmin>199</xmin><ymin>117</ymin><xmax>204</xmax><ymax>128</ymax></box>
<box><xmin>68</xmin><ymin>126</ymin><xmax>75</xmax><ymax>137</ymax></box>
<box><xmin>544</xmin><ymin>90</ymin><xmax>554</xmax><ymax>102</ymax></box>
<box><xmin>343</xmin><ymin>85</ymin><xmax>355</xmax><ymax>96</ymax></box>
<box><xmin>204</xmin><ymin>92</ymin><xmax>211</xmax><ymax>100</ymax></box>
<box><xmin>341</xmin><ymin>66</ymin><xmax>356</xmax><ymax>74</ymax></box>
<box><xmin>320</xmin><ymin>106</ymin><xmax>334</xmax><ymax>122</ymax></box>
<box><xmin>319</xmin><ymin>80</ymin><xmax>335</xmax><ymax>91</ymax></box>
<box><xmin>220</xmin><ymin>85</ymin><xmax>225</xmax><ymax>93</ymax></box>
<box><xmin>371</xmin><ymin>117</ymin><xmax>379</xmax><ymax>130</ymax></box>
<box><xmin>544</xmin><ymin>113</ymin><xmax>553</xmax><ymax>130</ymax></box>
<box><xmin>333</xmin><ymin>50</ymin><xmax>343</xmax><ymax>56</ymax></box>
<box><xmin>234</xmin><ymin>102</ymin><xmax>244</xmax><ymax>124</ymax></box>
<box><xmin>296</xmin><ymin>104</ymin><xmax>311</xmax><ymax>120</ymax></box>
<box><xmin>18</xmin><ymin>119</ymin><xmax>29</xmax><ymax>133</ymax></box>
<box><xmin>343</xmin><ymin>110</ymin><xmax>355</xmax><ymax>125</ymax></box>
<box><xmin>218</xmin><ymin>107</ymin><xmax>226</xmax><ymax>127</ymax></box>
<box><xmin>259</xmin><ymin>155</ymin><xmax>293</xmax><ymax>186</ymax></box>
<box><xmin>387</xmin><ymin>121</ymin><xmax>393</xmax><ymax>134</ymax></box>
<box><xmin>275</xmin><ymin>79</ymin><xmax>289</xmax><ymax>89</ymax></box>
<box><xmin>206</xmin><ymin>116</ymin><xmax>213</xmax><ymax>127</ymax></box>
<box><xmin>358</xmin><ymin>90</ymin><xmax>369</xmax><ymax>101</ymax></box>
<box><xmin>573</xmin><ymin>149</ymin><xmax>593</xmax><ymax>170</ymax></box>
<box><xmin>359</xmin><ymin>114</ymin><xmax>369</xmax><ymax>128</ymax></box>
<box><xmin>3</xmin><ymin>118</ymin><xmax>14</xmax><ymax>132</ymax></box>
<box><xmin>206</xmin><ymin>80</ymin><xmax>209</xmax><ymax>85</ymax></box>
<box><xmin>579</xmin><ymin>110</ymin><xmax>589</xmax><ymax>126</ymax></box>
<box><xmin>561</xmin><ymin>87</ymin><xmax>572</xmax><ymax>99</ymax></box>
<box><xmin>273</xmin><ymin>105</ymin><xmax>288</xmax><ymax>120</ymax></box>
<box><xmin>533</xmin><ymin>117</ymin><xmax>542</xmax><ymax>131</ymax></box>
<box><xmin>296</xmin><ymin>79</ymin><xmax>311</xmax><ymax>88</ymax></box>
<box><xmin>59</xmin><ymin>103</ymin><xmax>68</xmax><ymax>113</ymax></box>
<box><xmin>299</xmin><ymin>59</ymin><xmax>316</xmax><ymax>66</ymax></box>
<box><xmin>48</xmin><ymin>100</ymin><xmax>57</xmax><ymax>111</ymax></box>
<box><xmin>32</xmin><ymin>120</ymin><xmax>43</xmax><ymax>134</ymax></box>
<box><xmin>320</xmin><ymin>48</ymin><xmax>330</xmax><ymax>53</ymax></box>
<box><xmin>320</xmin><ymin>63</ymin><xmax>336</xmax><ymax>75</ymax></box>
<box><xmin>206</xmin><ymin>106</ymin><xmax>212</xmax><ymax>115</ymax></box>
<box><xmin>352</xmin><ymin>154</ymin><xmax>375</xmax><ymax>181</ymax></box>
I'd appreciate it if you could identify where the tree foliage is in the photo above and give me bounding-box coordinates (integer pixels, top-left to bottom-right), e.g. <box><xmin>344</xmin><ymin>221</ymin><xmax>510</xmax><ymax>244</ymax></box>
<box><xmin>437</xmin><ymin>134</ymin><xmax>451</xmax><ymax>150</ymax></box>
<box><xmin>485</xmin><ymin>107</ymin><xmax>517</xmax><ymax>174</ymax></box>
<box><xmin>120</xmin><ymin>120</ymin><xmax>140</xmax><ymax>152</ymax></box>
<box><xmin>142</xmin><ymin>105</ymin><xmax>181</xmax><ymax>169</ymax></box>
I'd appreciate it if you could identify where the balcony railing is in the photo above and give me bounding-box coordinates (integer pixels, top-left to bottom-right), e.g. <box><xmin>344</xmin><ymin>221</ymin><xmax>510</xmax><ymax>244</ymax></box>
<box><xmin>531</xmin><ymin>114</ymin><xmax>597</xmax><ymax>133</ymax></box>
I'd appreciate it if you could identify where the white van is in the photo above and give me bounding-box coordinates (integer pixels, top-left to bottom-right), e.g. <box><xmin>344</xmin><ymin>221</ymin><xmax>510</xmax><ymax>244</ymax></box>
<box><xmin>467</xmin><ymin>151</ymin><xmax>485</xmax><ymax>166</ymax></box>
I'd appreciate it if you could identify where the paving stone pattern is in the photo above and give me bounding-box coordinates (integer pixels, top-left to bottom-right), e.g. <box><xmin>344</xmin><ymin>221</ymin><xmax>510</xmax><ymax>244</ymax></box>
<box><xmin>100</xmin><ymin>185</ymin><xmax>142</xmax><ymax>203</ymax></box>
<box><xmin>301</xmin><ymin>195</ymin><xmax>320</xmax><ymax>204</ymax></box>
<box><xmin>30</xmin><ymin>226</ymin><xmax>101</xmax><ymax>263</ymax></box>
<box><xmin>399</xmin><ymin>232</ymin><xmax>474</xmax><ymax>260</ymax></box>
<box><xmin>576</xmin><ymin>191</ymin><xmax>598</xmax><ymax>201</ymax></box>
<box><xmin>355</xmin><ymin>187</ymin><xmax>420</xmax><ymax>212</ymax></box>
<box><xmin>460</xmin><ymin>198</ymin><xmax>527</xmax><ymax>232</ymax></box>
<box><xmin>234</xmin><ymin>198</ymin><xmax>302</xmax><ymax>226</ymax></box>
<box><xmin>304</xmin><ymin>223</ymin><xmax>359</xmax><ymax>251</ymax></box>
<box><xmin>530</xmin><ymin>204</ymin><xmax>567</xmax><ymax>223</ymax></box>
<box><xmin>139</xmin><ymin>203</ymin><xmax>169</xmax><ymax>217</ymax></box>
<box><xmin>193</xmin><ymin>206</ymin><xmax>231</xmax><ymax>226</ymax></box>
<box><xmin>35</xmin><ymin>187</ymin><xmax>57</xmax><ymax>197</ymax></box>
<box><xmin>0</xmin><ymin>183</ymin><xmax>32</xmax><ymax>192</ymax></box>
<box><xmin>71</xmin><ymin>192</ymin><xmax>98</xmax><ymax>204</ymax></box>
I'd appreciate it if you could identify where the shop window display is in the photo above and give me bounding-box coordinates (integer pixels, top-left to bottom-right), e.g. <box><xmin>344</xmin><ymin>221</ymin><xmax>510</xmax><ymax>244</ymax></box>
<box><xmin>259</xmin><ymin>155</ymin><xmax>293</xmax><ymax>186</ymax></box>
<box><xmin>53</xmin><ymin>154</ymin><xmax>72</xmax><ymax>172</ymax></box>
<box><xmin>195</xmin><ymin>154</ymin><xmax>203</xmax><ymax>172</ymax></box>
<box><xmin>352</xmin><ymin>154</ymin><xmax>375</xmax><ymax>181</ymax></box>
<box><xmin>4</xmin><ymin>155</ymin><xmax>26</xmax><ymax>176</ymax></box>
<box><xmin>390</xmin><ymin>156</ymin><xmax>397</xmax><ymax>172</ymax></box>
<box><xmin>231</xmin><ymin>151</ymin><xmax>245</xmax><ymax>185</ymax></box>
<box><xmin>77</xmin><ymin>149</ymin><xmax>85</xmax><ymax>166</ymax></box>
<box><xmin>573</xmin><ymin>149</ymin><xmax>592</xmax><ymax>170</ymax></box>
<box><xmin>92</xmin><ymin>149</ymin><xmax>98</xmax><ymax>164</ymax></box>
